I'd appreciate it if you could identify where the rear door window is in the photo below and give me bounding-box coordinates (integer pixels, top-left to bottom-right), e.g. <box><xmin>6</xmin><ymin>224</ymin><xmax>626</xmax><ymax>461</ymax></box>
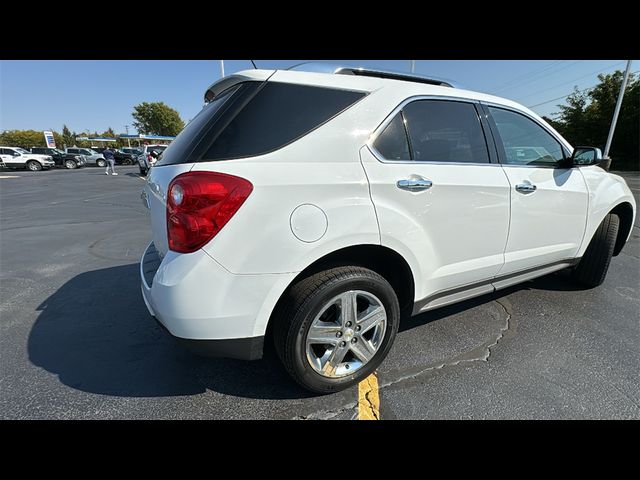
<box><xmin>402</xmin><ymin>100</ymin><xmax>490</xmax><ymax>163</ymax></box>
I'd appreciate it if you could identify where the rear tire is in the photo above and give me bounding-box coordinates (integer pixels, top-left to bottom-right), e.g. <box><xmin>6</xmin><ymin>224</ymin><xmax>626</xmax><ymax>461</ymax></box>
<box><xmin>26</xmin><ymin>160</ymin><xmax>42</xmax><ymax>171</ymax></box>
<box><xmin>573</xmin><ymin>213</ymin><xmax>619</xmax><ymax>288</ymax></box>
<box><xmin>273</xmin><ymin>266</ymin><xmax>400</xmax><ymax>394</ymax></box>
<box><xmin>97</xmin><ymin>159</ymin><xmax>107</xmax><ymax>167</ymax></box>
<box><xmin>65</xmin><ymin>160</ymin><xmax>77</xmax><ymax>169</ymax></box>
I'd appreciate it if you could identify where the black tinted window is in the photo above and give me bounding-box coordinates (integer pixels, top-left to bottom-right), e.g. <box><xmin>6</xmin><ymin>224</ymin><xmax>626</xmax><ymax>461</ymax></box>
<box><xmin>202</xmin><ymin>82</ymin><xmax>365</xmax><ymax>161</ymax></box>
<box><xmin>373</xmin><ymin>113</ymin><xmax>410</xmax><ymax>160</ymax></box>
<box><xmin>488</xmin><ymin>107</ymin><xmax>564</xmax><ymax>166</ymax></box>
<box><xmin>156</xmin><ymin>85</ymin><xmax>241</xmax><ymax>166</ymax></box>
<box><xmin>403</xmin><ymin>100</ymin><xmax>489</xmax><ymax>163</ymax></box>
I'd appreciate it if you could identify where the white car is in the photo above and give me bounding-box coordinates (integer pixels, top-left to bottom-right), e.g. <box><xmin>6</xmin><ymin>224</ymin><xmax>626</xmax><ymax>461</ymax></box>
<box><xmin>137</xmin><ymin>145</ymin><xmax>168</xmax><ymax>176</ymax></box>
<box><xmin>140</xmin><ymin>64</ymin><xmax>636</xmax><ymax>393</ymax></box>
<box><xmin>65</xmin><ymin>147</ymin><xmax>106</xmax><ymax>167</ymax></box>
<box><xmin>0</xmin><ymin>146</ymin><xmax>55</xmax><ymax>171</ymax></box>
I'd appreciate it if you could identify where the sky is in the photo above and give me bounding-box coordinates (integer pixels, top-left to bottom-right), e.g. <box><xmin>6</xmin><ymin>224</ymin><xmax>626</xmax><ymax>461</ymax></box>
<box><xmin>0</xmin><ymin>60</ymin><xmax>636</xmax><ymax>134</ymax></box>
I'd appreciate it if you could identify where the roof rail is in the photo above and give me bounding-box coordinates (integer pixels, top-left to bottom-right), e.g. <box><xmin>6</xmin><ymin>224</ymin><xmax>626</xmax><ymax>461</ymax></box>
<box><xmin>287</xmin><ymin>62</ymin><xmax>460</xmax><ymax>88</ymax></box>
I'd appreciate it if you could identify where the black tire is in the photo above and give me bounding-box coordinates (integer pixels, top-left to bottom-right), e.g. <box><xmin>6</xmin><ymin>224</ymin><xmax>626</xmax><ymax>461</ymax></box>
<box><xmin>273</xmin><ymin>266</ymin><xmax>400</xmax><ymax>394</ymax></box>
<box><xmin>26</xmin><ymin>160</ymin><xmax>42</xmax><ymax>171</ymax></box>
<box><xmin>97</xmin><ymin>159</ymin><xmax>107</xmax><ymax>167</ymax></box>
<box><xmin>139</xmin><ymin>166</ymin><xmax>146</xmax><ymax>176</ymax></box>
<box><xmin>65</xmin><ymin>160</ymin><xmax>77</xmax><ymax>169</ymax></box>
<box><xmin>573</xmin><ymin>213</ymin><xmax>619</xmax><ymax>288</ymax></box>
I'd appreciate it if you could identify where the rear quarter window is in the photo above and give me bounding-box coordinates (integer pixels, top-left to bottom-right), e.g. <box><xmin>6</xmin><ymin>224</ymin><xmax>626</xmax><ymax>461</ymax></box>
<box><xmin>202</xmin><ymin>82</ymin><xmax>366</xmax><ymax>161</ymax></box>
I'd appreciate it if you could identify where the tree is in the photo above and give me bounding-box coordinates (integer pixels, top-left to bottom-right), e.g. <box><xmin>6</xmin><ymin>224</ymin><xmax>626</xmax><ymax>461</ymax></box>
<box><xmin>61</xmin><ymin>124</ymin><xmax>75</xmax><ymax>148</ymax></box>
<box><xmin>549</xmin><ymin>70</ymin><xmax>639</xmax><ymax>171</ymax></box>
<box><xmin>131</xmin><ymin>102</ymin><xmax>184</xmax><ymax>136</ymax></box>
<box><xmin>100</xmin><ymin>127</ymin><xmax>120</xmax><ymax>148</ymax></box>
<box><xmin>0</xmin><ymin>130</ymin><xmax>48</xmax><ymax>148</ymax></box>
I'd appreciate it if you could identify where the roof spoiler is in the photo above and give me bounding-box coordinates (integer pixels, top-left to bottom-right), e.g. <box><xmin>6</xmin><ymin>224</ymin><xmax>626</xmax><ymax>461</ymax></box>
<box><xmin>204</xmin><ymin>70</ymin><xmax>275</xmax><ymax>104</ymax></box>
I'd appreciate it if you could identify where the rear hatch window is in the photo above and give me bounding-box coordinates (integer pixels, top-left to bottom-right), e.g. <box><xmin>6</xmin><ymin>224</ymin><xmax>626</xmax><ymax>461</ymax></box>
<box><xmin>156</xmin><ymin>81</ymin><xmax>365</xmax><ymax>166</ymax></box>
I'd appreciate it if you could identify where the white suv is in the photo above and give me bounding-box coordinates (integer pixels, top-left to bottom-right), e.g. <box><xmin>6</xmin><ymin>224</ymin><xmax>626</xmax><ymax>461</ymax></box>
<box><xmin>140</xmin><ymin>64</ymin><xmax>636</xmax><ymax>393</ymax></box>
<box><xmin>0</xmin><ymin>147</ymin><xmax>55</xmax><ymax>170</ymax></box>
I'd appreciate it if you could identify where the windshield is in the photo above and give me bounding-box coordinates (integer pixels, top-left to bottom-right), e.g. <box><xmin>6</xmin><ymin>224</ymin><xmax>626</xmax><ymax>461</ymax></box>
<box><xmin>53</xmin><ymin>149</ymin><xmax>65</xmax><ymax>154</ymax></box>
<box><xmin>15</xmin><ymin>148</ymin><xmax>30</xmax><ymax>154</ymax></box>
<box><xmin>123</xmin><ymin>148</ymin><xmax>141</xmax><ymax>154</ymax></box>
<box><xmin>84</xmin><ymin>149</ymin><xmax>97</xmax><ymax>154</ymax></box>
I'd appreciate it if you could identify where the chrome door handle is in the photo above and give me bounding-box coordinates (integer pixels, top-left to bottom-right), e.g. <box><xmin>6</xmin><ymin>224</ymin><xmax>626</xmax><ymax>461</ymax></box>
<box><xmin>397</xmin><ymin>176</ymin><xmax>433</xmax><ymax>192</ymax></box>
<box><xmin>515</xmin><ymin>183</ymin><xmax>537</xmax><ymax>193</ymax></box>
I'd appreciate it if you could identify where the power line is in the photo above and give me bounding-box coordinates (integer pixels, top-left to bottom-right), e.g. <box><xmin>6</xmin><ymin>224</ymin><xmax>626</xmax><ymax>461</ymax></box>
<box><xmin>491</xmin><ymin>61</ymin><xmax>582</xmax><ymax>94</ymax></box>
<box><xmin>489</xmin><ymin>61</ymin><xmax>565</xmax><ymax>93</ymax></box>
<box><xmin>517</xmin><ymin>61</ymin><xmax>626</xmax><ymax>100</ymax></box>
<box><xmin>527</xmin><ymin>70</ymin><xmax>639</xmax><ymax>108</ymax></box>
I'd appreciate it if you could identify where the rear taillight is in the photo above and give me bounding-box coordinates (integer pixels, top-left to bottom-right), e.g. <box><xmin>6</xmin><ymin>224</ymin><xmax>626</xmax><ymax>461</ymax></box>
<box><xmin>166</xmin><ymin>171</ymin><xmax>253</xmax><ymax>253</ymax></box>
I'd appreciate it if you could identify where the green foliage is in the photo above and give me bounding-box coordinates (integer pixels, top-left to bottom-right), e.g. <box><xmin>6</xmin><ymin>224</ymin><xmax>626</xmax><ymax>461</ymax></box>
<box><xmin>61</xmin><ymin>124</ymin><xmax>75</xmax><ymax>148</ymax></box>
<box><xmin>550</xmin><ymin>70</ymin><xmax>639</xmax><ymax>170</ymax></box>
<box><xmin>0</xmin><ymin>129</ymin><xmax>49</xmax><ymax>149</ymax></box>
<box><xmin>131</xmin><ymin>102</ymin><xmax>185</xmax><ymax>136</ymax></box>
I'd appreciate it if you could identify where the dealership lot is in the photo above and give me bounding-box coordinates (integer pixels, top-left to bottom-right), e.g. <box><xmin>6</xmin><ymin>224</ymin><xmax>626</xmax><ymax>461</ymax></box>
<box><xmin>1</xmin><ymin>166</ymin><xmax>638</xmax><ymax>419</ymax></box>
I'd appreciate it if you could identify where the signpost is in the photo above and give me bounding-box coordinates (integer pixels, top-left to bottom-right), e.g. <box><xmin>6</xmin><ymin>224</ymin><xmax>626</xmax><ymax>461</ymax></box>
<box><xmin>43</xmin><ymin>131</ymin><xmax>56</xmax><ymax>148</ymax></box>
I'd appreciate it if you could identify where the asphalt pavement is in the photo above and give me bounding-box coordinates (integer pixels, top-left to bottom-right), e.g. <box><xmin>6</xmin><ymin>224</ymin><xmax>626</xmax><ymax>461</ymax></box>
<box><xmin>1</xmin><ymin>166</ymin><xmax>638</xmax><ymax>419</ymax></box>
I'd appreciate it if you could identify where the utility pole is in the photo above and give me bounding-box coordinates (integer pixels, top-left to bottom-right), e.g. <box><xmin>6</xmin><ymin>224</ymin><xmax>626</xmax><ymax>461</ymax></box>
<box><xmin>410</xmin><ymin>60</ymin><xmax>415</xmax><ymax>74</ymax></box>
<box><xmin>220</xmin><ymin>60</ymin><xmax>225</xmax><ymax>78</ymax></box>
<box><xmin>604</xmin><ymin>60</ymin><xmax>633</xmax><ymax>158</ymax></box>
<box><xmin>124</xmin><ymin>125</ymin><xmax>130</xmax><ymax>147</ymax></box>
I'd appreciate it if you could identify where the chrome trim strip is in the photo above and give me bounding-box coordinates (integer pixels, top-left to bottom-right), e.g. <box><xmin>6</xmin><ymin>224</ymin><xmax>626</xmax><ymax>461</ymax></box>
<box><xmin>412</xmin><ymin>258</ymin><xmax>580</xmax><ymax>315</ymax></box>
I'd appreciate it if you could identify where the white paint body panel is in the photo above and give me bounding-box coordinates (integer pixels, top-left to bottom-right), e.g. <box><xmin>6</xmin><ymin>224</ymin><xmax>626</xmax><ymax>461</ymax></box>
<box><xmin>498</xmin><ymin>166</ymin><xmax>588</xmax><ymax>274</ymax></box>
<box><xmin>140</xmin><ymin>68</ymin><xmax>636</xmax><ymax>344</ymax></box>
<box><xmin>360</xmin><ymin>146</ymin><xmax>511</xmax><ymax>301</ymax></box>
<box><xmin>578</xmin><ymin>166</ymin><xmax>636</xmax><ymax>256</ymax></box>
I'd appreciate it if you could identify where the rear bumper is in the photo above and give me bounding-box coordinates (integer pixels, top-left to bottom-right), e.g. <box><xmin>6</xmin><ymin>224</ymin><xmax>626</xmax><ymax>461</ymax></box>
<box><xmin>140</xmin><ymin>242</ymin><xmax>293</xmax><ymax>360</ymax></box>
<box><xmin>148</xmin><ymin>306</ymin><xmax>264</xmax><ymax>360</ymax></box>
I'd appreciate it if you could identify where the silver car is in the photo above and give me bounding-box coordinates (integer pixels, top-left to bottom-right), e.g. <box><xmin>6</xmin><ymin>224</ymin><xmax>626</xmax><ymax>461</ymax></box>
<box><xmin>65</xmin><ymin>147</ymin><xmax>106</xmax><ymax>167</ymax></box>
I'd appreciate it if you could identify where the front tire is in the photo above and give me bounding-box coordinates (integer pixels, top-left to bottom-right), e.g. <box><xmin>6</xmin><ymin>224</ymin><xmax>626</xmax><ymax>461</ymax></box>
<box><xmin>26</xmin><ymin>160</ymin><xmax>42</xmax><ymax>171</ymax></box>
<box><xmin>274</xmin><ymin>266</ymin><xmax>400</xmax><ymax>394</ymax></box>
<box><xmin>97</xmin><ymin>159</ymin><xmax>107</xmax><ymax>167</ymax></box>
<box><xmin>573</xmin><ymin>213</ymin><xmax>619</xmax><ymax>288</ymax></box>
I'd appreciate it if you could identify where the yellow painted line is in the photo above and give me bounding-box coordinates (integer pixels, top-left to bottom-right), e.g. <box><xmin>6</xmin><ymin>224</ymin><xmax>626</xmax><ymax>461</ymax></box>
<box><xmin>358</xmin><ymin>373</ymin><xmax>380</xmax><ymax>420</ymax></box>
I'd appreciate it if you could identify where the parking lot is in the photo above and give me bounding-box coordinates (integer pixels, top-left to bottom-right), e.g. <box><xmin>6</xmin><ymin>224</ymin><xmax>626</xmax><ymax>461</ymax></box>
<box><xmin>1</xmin><ymin>165</ymin><xmax>638</xmax><ymax>419</ymax></box>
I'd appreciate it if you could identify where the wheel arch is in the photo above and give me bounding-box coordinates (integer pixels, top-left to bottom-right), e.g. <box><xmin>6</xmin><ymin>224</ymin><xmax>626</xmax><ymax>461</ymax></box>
<box><xmin>263</xmin><ymin>244</ymin><xmax>416</xmax><ymax>342</ymax></box>
<box><xmin>611</xmin><ymin>201</ymin><xmax>635</xmax><ymax>256</ymax></box>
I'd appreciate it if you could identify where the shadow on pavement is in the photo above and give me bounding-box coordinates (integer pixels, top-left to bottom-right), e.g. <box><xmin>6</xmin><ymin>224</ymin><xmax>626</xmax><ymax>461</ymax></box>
<box><xmin>27</xmin><ymin>263</ymin><xmax>311</xmax><ymax>401</ymax></box>
<box><xmin>28</xmin><ymin>263</ymin><xmax>584</xmax><ymax>400</ymax></box>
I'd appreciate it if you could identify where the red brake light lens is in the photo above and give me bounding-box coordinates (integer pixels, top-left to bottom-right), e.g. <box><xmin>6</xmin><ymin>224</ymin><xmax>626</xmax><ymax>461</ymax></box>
<box><xmin>166</xmin><ymin>171</ymin><xmax>253</xmax><ymax>253</ymax></box>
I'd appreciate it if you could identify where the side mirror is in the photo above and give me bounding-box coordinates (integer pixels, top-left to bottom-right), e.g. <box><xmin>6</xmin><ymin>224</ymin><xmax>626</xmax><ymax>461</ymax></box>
<box><xmin>571</xmin><ymin>146</ymin><xmax>611</xmax><ymax>171</ymax></box>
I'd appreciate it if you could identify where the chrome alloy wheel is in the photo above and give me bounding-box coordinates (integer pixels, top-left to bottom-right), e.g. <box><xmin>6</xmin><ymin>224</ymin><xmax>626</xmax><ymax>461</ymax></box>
<box><xmin>306</xmin><ymin>290</ymin><xmax>387</xmax><ymax>378</ymax></box>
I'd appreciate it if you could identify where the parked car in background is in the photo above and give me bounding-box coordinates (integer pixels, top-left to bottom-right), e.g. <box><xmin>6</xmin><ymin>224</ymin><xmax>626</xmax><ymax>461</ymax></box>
<box><xmin>115</xmin><ymin>148</ymin><xmax>141</xmax><ymax>165</ymax></box>
<box><xmin>66</xmin><ymin>147</ymin><xmax>106</xmax><ymax>167</ymax></box>
<box><xmin>0</xmin><ymin>147</ymin><xmax>55</xmax><ymax>171</ymax></box>
<box><xmin>30</xmin><ymin>147</ymin><xmax>86</xmax><ymax>169</ymax></box>
<box><xmin>137</xmin><ymin>144</ymin><xmax>168</xmax><ymax>175</ymax></box>
<box><xmin>140</xmin><ymin>65</ymin><xmax>635</xmax><ymax>393</ymax></box>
